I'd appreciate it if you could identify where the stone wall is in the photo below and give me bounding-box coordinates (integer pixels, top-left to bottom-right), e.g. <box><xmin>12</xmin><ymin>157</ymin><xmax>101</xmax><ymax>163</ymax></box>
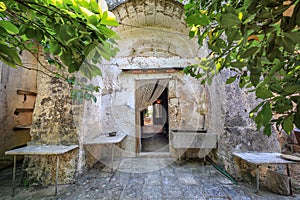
<box><xmin>0</xmin><ymin>51</ymin><xmax>37</xmax><ymax>169</ymax></box>
<box><xmin>215</xmin><ymin>71</ymin><xmax>281</xmax><ymax>182</ymax></box>
<box><xmin>2</xmin><ymin>0</ymin><xmax>295</xmax><ymax>188</ymax></box>
<box><xmin>25</xmin><ymin>49</ymin><xmax>79</xmax><ymax>185</ymax></box>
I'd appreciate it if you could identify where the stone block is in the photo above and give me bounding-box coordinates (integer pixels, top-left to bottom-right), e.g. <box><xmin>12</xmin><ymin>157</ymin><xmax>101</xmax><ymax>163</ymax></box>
<box><xmin>265</xmin><ymin>170</ymin><xmax>291</xmax><ymax>196</ymax></box>
<box><xmin>117</xmin><ymin>6</ymin><xmax>128</xmax><ymax>20</ymax></box>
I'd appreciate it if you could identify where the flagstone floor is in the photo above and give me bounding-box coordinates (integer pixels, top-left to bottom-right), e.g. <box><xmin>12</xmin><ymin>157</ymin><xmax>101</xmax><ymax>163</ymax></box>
<box><xmin>0</xmin><ymin>158</ymin><xmax>299</xmax><ymax>200</ymax></box>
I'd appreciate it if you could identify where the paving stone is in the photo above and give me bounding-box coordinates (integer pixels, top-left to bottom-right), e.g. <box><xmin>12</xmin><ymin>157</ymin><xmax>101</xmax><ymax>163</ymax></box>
<box><xmin>142</xmin><ymin>185</ymin><xmax>163</xmax><ymax>199</ymax></box>
<box><xmin>164</xmin><ymin>198</ymin><xmax>185</xmax><ymax>200</ymax></box>
<box><xmin>202</xmin><ymin>185</ymin><xmax>228</xmax><ymax>198</ymax></box>
<box><xmin>162</xmin><ymin>185</ymin><xmax>184</xmax><ymax>198</ymax></box>
<box><xmin>181</xmin><ymin>185</ymin><xmax>206</xmax><ymax>199</ymax></box>
<box><xmin>160</xmin><ymin>168</ymin><xmax>176</xmax><ymax>177</ymax></box>
<box><xmin>144</xmin><ymin>174</ymin><xmax>161</xmax><ymax>185</ymax></box>
<box><xmin>121</xmin><ymin>183</ymin><xmax>143</xmax><ymax>199</ymax></box>
<box><xmin>110</xmin><ymin>173</ymin><xmax>129</xmax><ymax>185</ymax></box>
<box><xmin>162</xmin><ymin>176</ymin><xmax>178</xmax><ymax>186</ymax></box>
<box><xmin>86</xmin><ymin>188</ymin><xmax>106</xmax><ymax>199</ymax></box>
<box><xmin>178</xmin><ymin>173</ymin><xmax>198</xmax><ymax>185</ymax></box>
<box><xmin>1</xmin><ymin>159</ymin><xmax>299</xmax><ymax>200</ymax></box>
<box><xmin>105</xmin><ymin>186</ymin><xmax>124</xmax><ymax>200</ymax></box>
<box><xmin>222</xmin><ymin>185</ymin><xmax>252</xmax><ymax>200</ymax></box>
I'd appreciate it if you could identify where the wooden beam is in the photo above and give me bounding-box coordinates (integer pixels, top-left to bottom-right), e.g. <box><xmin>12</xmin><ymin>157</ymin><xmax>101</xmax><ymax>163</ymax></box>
<box><xmin>122</xmin><ymin>67</ymin><xmax>183</xmax><ymax>74</ymax></box>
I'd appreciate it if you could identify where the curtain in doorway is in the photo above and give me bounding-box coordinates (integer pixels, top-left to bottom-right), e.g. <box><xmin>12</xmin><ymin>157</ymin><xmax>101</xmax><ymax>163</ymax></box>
<box><xmin>135</xmin><ymin>78</ymin><xmax>169</xmax><ymax>153</ymax></box>
<box><xmin>135</xmin><ymin>79</ymin><xmax>169</xmax><ymax>112</ymax></box>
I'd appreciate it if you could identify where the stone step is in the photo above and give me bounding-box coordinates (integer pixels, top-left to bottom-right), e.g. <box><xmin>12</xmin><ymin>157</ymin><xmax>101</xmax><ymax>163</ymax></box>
<box><xmin>138</xmin><ymin>152</ymin><xmax>172</xmax><ymax>158</ymax></box>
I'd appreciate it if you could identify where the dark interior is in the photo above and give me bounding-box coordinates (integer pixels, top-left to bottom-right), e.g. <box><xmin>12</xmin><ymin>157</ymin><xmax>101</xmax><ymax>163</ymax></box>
<box><xmin>141</xmin><ymin>87</ymin><xmax>169</xmax><ymax>152</ymax></box>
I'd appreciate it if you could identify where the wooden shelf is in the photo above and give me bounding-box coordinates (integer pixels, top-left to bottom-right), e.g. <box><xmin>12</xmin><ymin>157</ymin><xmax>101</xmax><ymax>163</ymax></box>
<box><xmin>14</xmin><ymin>108</ymin><xmax>34</xmax><ymax>115</ymax></box>
<box><xmin>17</xmin><ymin>90</ymin><xmax>37</xmax><ymax>96</ymax></box>
<box><xmin>13</xmin><ymin>125</ymin><xmax>31</xmax><ymax>131</ymax></box>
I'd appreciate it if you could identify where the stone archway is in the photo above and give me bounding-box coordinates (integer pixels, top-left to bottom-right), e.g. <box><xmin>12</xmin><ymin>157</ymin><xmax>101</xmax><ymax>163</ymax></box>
<box><xmin>111</xmin><ymin>0</ymin><xmax>203</xmax><ymax>58</ymax></box>
<box><xmin>102</xmin><ymin>0</ymin><xmax>208</xmax><ymax>156</ymax></box>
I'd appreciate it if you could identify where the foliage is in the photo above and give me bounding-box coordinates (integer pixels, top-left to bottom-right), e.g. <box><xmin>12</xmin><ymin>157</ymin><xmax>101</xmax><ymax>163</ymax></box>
<box><xmin>0</xmin><ymin>0</ymin><xmax>119</xmax><ymax>102</ymax></box>
<box><xmin>183</xmin><ymin>0</ymin><xmax>300</xmax><ymax>135</ymax></box>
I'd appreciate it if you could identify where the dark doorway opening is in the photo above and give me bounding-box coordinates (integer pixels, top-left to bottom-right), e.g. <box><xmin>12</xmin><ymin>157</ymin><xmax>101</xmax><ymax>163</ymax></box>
<box><xmin>140</xmin><ymin>87</ymin><xmax>169</xmax><ymax>152</ymax></box>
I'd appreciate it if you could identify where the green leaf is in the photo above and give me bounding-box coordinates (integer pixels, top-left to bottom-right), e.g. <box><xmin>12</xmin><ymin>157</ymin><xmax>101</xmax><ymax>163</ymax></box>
<box><xmin>98</xmin><ymin>25</ymin><xmax>120</xmax><ymax>39</ymax></box>
<box><xmin>254</xmin><ymin>111</ymin><xmax>263</xmax><ymax>130</ymax></box>
<box><xmin>263</xmin><ymin>123</ymin><xmax>272</xmax><ymax>136</ymax></box>
<box><xmin>66</xmin><ymin>37</ymin><xmax>78</xmax><ymax>46</ymax></box>
<box><xmin>0</xmin><ymin>27</ymin><xmax>8</xmax><ymax>37</ymax></box>
<box><xmin>0</xmin><ymin>44</ymin><xmax>22</xmax><ymax>67</ymax></box>
<box><xmin>87</xmin><ymin>15</ymin><xmax>99</xmax><ymax>25</ymax></box>
<box><xmin>24</xmin><ymin>28</ymin><xmax>36</xmax><ymax>39</ymax></box>
<box><xmin>96</xmin><ymin>42</ymin><xmax>112</xmax><ymax>60</ymax></box>
<box><xmin>79</xmin><ymin>6</ymin><xmax>94</xmax><ymax>19</ymax></box>
<box><xmin>186</xmin><ymin>13</ymin><xmax>210</xmax><ymax>26</ymax></box>
<box><xmin>90</xmin><ymin>0</ymin><xmax>99</xmax><ymax>13</ymax></box>
<box><xmin>274</xmin><ymin>97</ymin><xmax>293</xmax><ymax>114</ymax></box>
<box><xmin>283</xmin><ymin>32</ymin><xmax>300</xmax><ymax>43</ymax></box>
<box><xmin>62</xmin><ymin>9</ymin><xmax>77</xmax><ymax>18</ymax></box>
<box><xmin>239</xmin><ymin>76</ymin><xmax>247</xmax><ymax>88</ymax></box>
<box><xmin>49</xmin><ymin>40</ymin><xmax>61</xmax><ymax>55</ymax></box>
<box><xmin>91</xmin><ymin>95</ymin><xmax>97</xmax><ymax>103</ymax></box>
<box><xmin>283</xmin><ymin>116</ymin><xmax>293</xmax><ymax>134</ymax></box>
<box><xmin>250</xmin><ymin>71</ymin><xmax>261</xmax><ymax>86</ymax></box>
<box><xmin>261</xmin><ymin>102</ymin><xmax>272</xmax><ymax>126</ymax></box>
<box><xmin>250</xmin><ymin>102</ymin><xmax>264</xmax><ymax>114</ymax></box>
<box><xmin>98</xmin><ymin>0</ymin><xmax>108</xmax><ymax>17</ymax></box>
<box><xmin>61</xmin><ymin>50</ymin><xmax>73</xmax><ymax>68</ymax></box>
<box><xmin>0</xmin><ymin>20</ymin><xmax>19</xmax><ymax>34</ymax></box>
<box><xmin>189</xmin><ymin>26</ymin><xmax>198</xmax><ymax>38</ymax></box>
<box><xmin>256</xmin><ymin>86</ymin><xmax>273</xmax><ymax>99</ymax></box>
<box><xmin>247</xmin><ymin>1</ymin><xmax>259</xmax><ymax>14</ymax></box>
<box><xmin>283</xmin><ymin>85</ymin><xmax>300</xmax><ymax>95</ymax></box>
<box><xmin>256</xmin><ymin>9</ymin><xmax>272</xmax><ymax>20</ymax></box>
<box><xmin>221</xmin><ymin>13</ymin><xmax>241</xmax><ymax>27</ymax></box>
<box><xmin>230</xmin><ymin>61</ymin><xmax>245</xmax><ymax>69</ymax></box>
<box><xmin>100</xmin><ymin>11</ymin><xmax>119</xmax><ymax>26</ymax></box>
<box><xmin>279</xmin><ymin>36</ymin><xmax>295</xmax><ymax>53</ymax></box>
<box><xmin>226</xmin><ymin>28</ymin><xmax>240</xmax><ymax>45</ymax></box>
<box><xmin>0</xmin><ymin>2</ymin><xmax>6</xmax><ymax>12</ymax></box>
<box><xmin>240</xmin><ymin>47</ymin><xmax>259</xmax><ymax>58</ymax></box>
<box><xmin>226</xmin><ymin>75</ymin><xmax>237</xmax><ymax>84</ymax></box>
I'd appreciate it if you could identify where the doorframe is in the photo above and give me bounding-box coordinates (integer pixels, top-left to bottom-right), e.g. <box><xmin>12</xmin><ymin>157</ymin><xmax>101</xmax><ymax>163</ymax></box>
<box><xmin>135</xmin><ymin>83</ymin><xmax>170</xmax><ymax>154</ymax></box>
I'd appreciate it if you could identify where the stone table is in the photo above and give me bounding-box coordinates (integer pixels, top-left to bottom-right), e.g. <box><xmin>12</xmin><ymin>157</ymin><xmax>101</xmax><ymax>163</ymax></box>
<box><xmin>233</xmin><ymin>152</ymin><xmax>300</xmax><ymax>195</ymax></box>
<box><xmin>5</xmin><ymin>145</ymin><xmax>78</xmax><ymax>196</ymax></box>
<box><xmin>84</xmin><ymin>133</ymin><xmax>127</xmax><ymax>172</ymax></box>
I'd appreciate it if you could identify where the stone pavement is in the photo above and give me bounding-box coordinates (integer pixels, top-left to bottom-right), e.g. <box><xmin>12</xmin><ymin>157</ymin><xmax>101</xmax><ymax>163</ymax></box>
<box><xmin>0</xmin><ymin>158</ymin><xmax>299</xmax><ymax>200</ymax></box>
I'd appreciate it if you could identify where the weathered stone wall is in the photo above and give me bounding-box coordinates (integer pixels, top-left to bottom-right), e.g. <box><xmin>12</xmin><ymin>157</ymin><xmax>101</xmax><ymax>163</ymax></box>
<box><xmin>0</xmin><ymin>51</ymin><xmax>37</xmax><ymax>169</ymax></box>
<box><xmin>25</xmin><ymin>49</ymin><xmax>79</xmax><ymax>185</ymax></box>
<box><xmin>4</xmin><ymin>0</ymin><xmax>295</xmax><ymax>188</ymax></box>
<box><xmin>214</xmin><ymin>71</ymin><xmax>281</xmax><ymax>182</ymax></box>
<box><xmin>99</xmin><ymin>0</ymin><xmax>285</xmax><ymax>185</ymax></box>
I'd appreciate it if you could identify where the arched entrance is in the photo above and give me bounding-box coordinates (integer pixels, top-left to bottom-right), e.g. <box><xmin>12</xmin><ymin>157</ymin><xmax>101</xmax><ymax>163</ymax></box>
<box><xmin>109</xmin><ymin>0</ymin><xmax>207</xmax><ymax>155</ymax></box>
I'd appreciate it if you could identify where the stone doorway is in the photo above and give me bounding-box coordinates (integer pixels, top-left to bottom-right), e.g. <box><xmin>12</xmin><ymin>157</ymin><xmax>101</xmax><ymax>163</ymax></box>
<box><xmin>141</xmin><ymin>87</ymin><xmax>169</xmax><ymax>152</ymax></box>
<box><xmin>135</xmin><ymin>79</ymin><xmax>169</xmax><ymax>153</ymax></box>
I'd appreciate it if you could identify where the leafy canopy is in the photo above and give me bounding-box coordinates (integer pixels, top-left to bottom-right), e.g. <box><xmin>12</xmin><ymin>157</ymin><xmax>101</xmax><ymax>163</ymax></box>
<box><xmin>0</xmin><ymin>0</ymin><xmax>120</xmax><ymax>102</ymax></box>
<box><xmin>183</xmin><ymin>0</ymin><xmax>300</xmax><ymax>135</ymax></box>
